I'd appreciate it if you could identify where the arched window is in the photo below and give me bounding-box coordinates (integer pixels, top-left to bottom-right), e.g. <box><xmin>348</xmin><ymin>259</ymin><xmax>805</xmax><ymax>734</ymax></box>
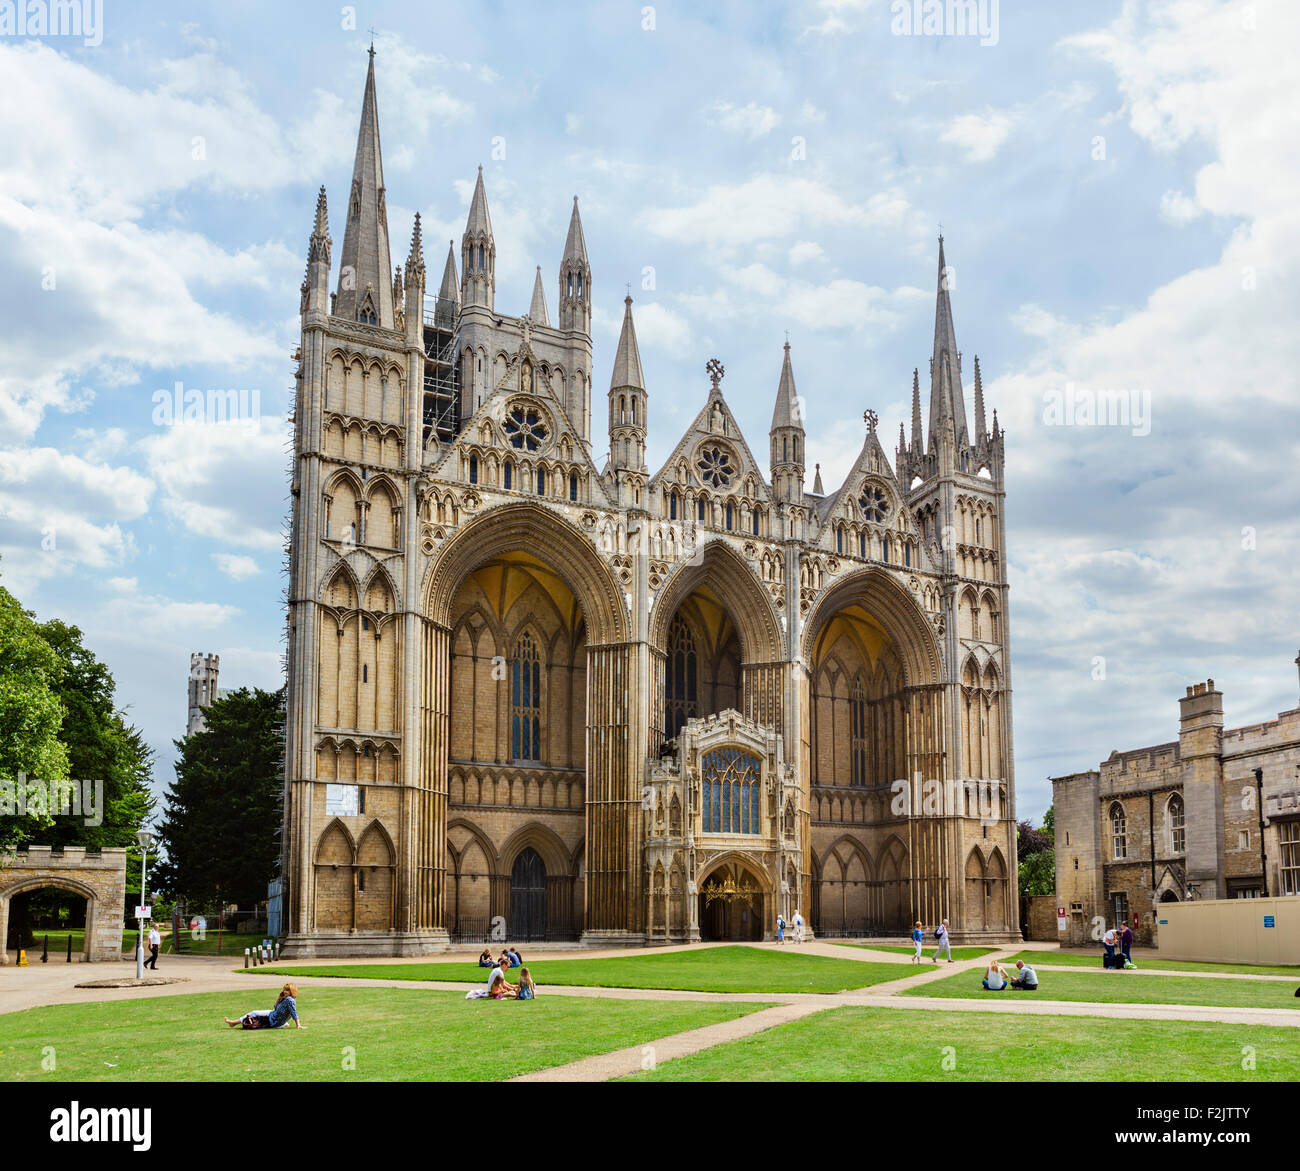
<box><xmin>850</xmin><ymin>678</ymin><xmax>868</xmax><ymax>786</ymax></box>
<box><xmin>511</xmin><ymin>633</ymin><xmax>542</xmax><ymax>761</ymax></box>
<box><xmin>698</xmin><ymin>497</ymin><xmax>706</xmax><ymax>523</ymax></box>
<box><xmin>468</xmin><ymin>455</ymin><xmax>478</xmax><ymax>485</ymax></box>
<box><xmin>536</xmin><ymin>467</ymin><xmax>546</xmax><ymax>495</ymax></box>
<box><xmin>882</xmin><ymin>538</ymin><xmax>891</xmax><ymax>563</ymax></box>
<box><xmin>669</xmin><ymin>491</ymin><xmax>678</xmax><ymax>520</ymax></box>
<box><xmin>503</xmin><ymin>461</ymin><xmax>513</xmax><ymax>490</ymax></box>
<box><xmin>904</xmin><ymin>542</ymin><xmax>912</xmax><ymax>567</ymax></box>
<box><xmin>725</xmin><ymin>503</ymin><xmax>733</xmax><ymax>530</ymax></box>
<box><xmin>664</xmin><ymin>616</ymin><xmax>698</xmax><ymax>740</ymax></box>
<box><xmin>858</xmin><ymin>532</ymin><xmax>866</xmax><ymax>558</ymax></box>
<box><xmin>751</xmin><ymin>510</ymin><xmax>759</xmax><ymax>536</ymax></box>
<box><xmin>700</xmin><ymin>747</ymin><xmax>761</xmax><ymax>834</ymax></box>
<box><xmin>1168</xmin><ymin>794</ymin><xmax>1185</xmax><ymax>854</ymax></box>
<box><xmin>836</xmin><ymin>527</ymin><xmax>843</xmax><ymax>554</ymax></box>
<box><xmin>1110</xmin><ymin>802</ymin><xmax>1127</xmax><ymax>860</ymax></box>
<box><xmin>569</xmin><ymin>472</ymin><xmax>579</xmax><ymax>502</ymax></box>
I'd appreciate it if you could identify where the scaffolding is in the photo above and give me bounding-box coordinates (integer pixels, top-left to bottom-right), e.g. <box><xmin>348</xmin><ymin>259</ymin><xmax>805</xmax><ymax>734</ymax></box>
<box><xmin>422</xmin><ymin>295</ymin><xmax>460</xmax><ymax>447</ymax></box>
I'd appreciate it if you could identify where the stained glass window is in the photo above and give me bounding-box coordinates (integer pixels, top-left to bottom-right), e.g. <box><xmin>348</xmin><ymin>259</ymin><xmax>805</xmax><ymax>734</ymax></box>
<box><xmin>700</xmin><ymin>747</ymin><xmax>761</xmax><ymax>834</ymax></box>
<box><xmin>665</xmin><ymin>617</ymin><xmax>698</xmax><ymax>739</ymax></box>
<box><xmin>504</xmin><ymin>405</ymin><xmax>548</xmax><ymax>451</ymax></box>
<box><xmin>511</xmin><ymin>633</ymin><xmax>541</xmax><ymax>761</ymax></box>
<box><xmin>696</xmin><ymin>444</ymin><xmax>734</xmax><ymax>489</ymax></box>
<box><xmin>859</xmin><ymin>483</ymin><xmax>889</xmax><ymax>523</ymax></box>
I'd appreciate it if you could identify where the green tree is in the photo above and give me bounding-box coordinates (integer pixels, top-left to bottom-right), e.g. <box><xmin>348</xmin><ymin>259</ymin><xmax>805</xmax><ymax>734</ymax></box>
<box><xmin>0</xmin><ymin>580</ymin><xmax>69</xmax><ymax>854</ymax></box>
<box><xmin>34</xmin><ymin>619</ymin><xmax>155</xmax><ymax>852</ymax></box>
<box><xmin>1017</xmin><ymin>806</ymin><xmax>1056</xmax><ymax>897</ymax></box>
<box><xmin>154</xmin><ymin>687</ymin><xmax>284</xmax><ymax>909</ymax></box>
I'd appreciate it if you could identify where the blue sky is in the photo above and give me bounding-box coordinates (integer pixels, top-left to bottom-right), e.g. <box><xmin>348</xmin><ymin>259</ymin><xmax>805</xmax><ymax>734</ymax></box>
<box><xmin>1</xmin><ymin>0</ymin><xmax>1296</xmax><ymax>822</ymax></box>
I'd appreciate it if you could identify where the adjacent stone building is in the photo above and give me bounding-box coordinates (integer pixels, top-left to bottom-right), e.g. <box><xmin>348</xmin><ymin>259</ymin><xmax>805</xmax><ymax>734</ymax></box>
<box><xmin>279</xmin><ymin>50</ymin><xmax>1020</xmax><ymax>956</ymax></box>
<box><xmin>186</xmin><ymin>652</ymin><xmax>227</xmax><ymax>736</ymax></box>
<box><xmin>1053</xmin><ymin>657</ymin><xmax>1300</xmax><ymax>947</ymax></box>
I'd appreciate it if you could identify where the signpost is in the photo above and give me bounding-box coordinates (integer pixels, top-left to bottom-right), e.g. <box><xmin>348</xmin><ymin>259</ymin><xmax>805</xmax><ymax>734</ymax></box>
<box><xmin>135</xmin><ymin>829</ymin><xmax>156</xmax><ymax>980</ymax></box>
<box><xmin>1056</xmin><ymin>906</ymin><xmax>1067</xmax><ymax>933</ymax></box>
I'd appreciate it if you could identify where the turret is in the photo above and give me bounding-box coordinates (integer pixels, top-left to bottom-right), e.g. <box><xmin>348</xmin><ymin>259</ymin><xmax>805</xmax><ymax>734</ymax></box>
<box><xmin>436</xmin><ymin>240</ymin><xmax>459</xmax><ymax>328</ymax></box>
<box><xmin>769</xmin><ymin>341</ymin><xmax>805</xmax><ymax>503</ymax></box>
<box><xmin>404</xmin><ymin>213</ymin><xmax>426</xmax><ymax>346</ymax></box>
<box><xmin>461</xmin><ymin>166</ymin><xmax>495</xmax><ymax>310</ymax></box>
<box><xmin>529</xmin><ymin>266</ymin><xmax>550</xmax><ymax>327</ymax></box>
<box><xmin>608</xmin><ymin>296</ymin><xmax>647</xmax><ymax>496</ymax></box>
<box><xmin>558</xmin><ymin>197</ymin><xmax>591</xmax><ymax>334</ymax></box>
<box><xmin>302</xmin><ymin>185</ymin><xmax>331</xmax><ymax>318</ymax></box>
<box><xmin>334</xmin><ymin>47</ymin><xmax>394</xmax><ymax>328</ymax></box>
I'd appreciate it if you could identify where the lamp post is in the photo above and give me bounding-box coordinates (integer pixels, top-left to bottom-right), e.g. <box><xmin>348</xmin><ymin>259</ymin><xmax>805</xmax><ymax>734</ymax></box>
<box><xmin>135</xmin><ymin>829</ymin><xmax>156</xmax><ymax>979</ymax></box>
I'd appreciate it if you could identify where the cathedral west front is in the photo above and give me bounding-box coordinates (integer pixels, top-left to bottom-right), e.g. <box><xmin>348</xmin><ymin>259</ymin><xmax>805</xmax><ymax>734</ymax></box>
<box><xmin>280</xmin><ymin>50</ymin><xmax>1019</xmax><ymax>956</ymax></box>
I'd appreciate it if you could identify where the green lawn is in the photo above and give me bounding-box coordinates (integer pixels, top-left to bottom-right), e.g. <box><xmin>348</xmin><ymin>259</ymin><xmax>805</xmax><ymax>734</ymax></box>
<box><xmin>846</xmin><ymin>944</ymin><xmax>995</xmax><ymax>961</ymax></box>
<box><xmin>1008</xmin><ymin>950</ymin><xmax>1300</xmax><ymax>978</ymax></box>
<box><xmin>0</xmin><ymin>988</ymin><xmax>768</xmax><ymax>1082</ymax></box>
<box><xmin>627</xmin><ymin>1006</ymin><xmax>1300</xmax><ymax>1081</ymax></box>
<box><xmin>903</xmin><ymin>968</ymin><xmax>1300</xmax><ymax>1012</ymax></box>
<box><xmin>18</xmin><ymin>928</ymin><xmax>138</xmax><ymax>956</ymax></box>
<box><xmin>252</xmin><ymin>945</ymin><xmax>904</xmax><ymax>994</ymax></box>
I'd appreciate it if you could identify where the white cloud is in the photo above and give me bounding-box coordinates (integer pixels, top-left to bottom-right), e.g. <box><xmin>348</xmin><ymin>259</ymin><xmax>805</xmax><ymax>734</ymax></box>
<box><xmin>214</xmin><ymin>553</ymin><xmax>261</xmax><ymax>581</ymax></box>
<box><xmin>940</xmin><ymin>110</ymin><xmax>1014</xmax><ymax>163</ymax></box>
<box><xmin>1158</xmin><ymin>189</ymin><xmax>1203</xmax><ymax>225</ymax></box>
<box><xmin>707</xmin><ymin>101</ymin><xmax>782</xmax><ymax>140</ymax></box>
<box><xmin>788</xmin><ymin>240</ymin><xmax>824</xmax><ymax>265</ymax></box>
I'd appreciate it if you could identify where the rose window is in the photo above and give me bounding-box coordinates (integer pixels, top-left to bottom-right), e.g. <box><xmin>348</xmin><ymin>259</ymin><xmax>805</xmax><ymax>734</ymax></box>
<box><xmin>859</xmin><ymin>483</ymin><xmax>889</xmax><ymax>523</ymax></box>
<box><xmin>696</xmin><ymin>444</ymin><xmax>734</xmax><ymax>489</ymax></box>
<box><xmin>504</xmin><ymin>405</ymin><xmax>547</xmax><ymax>451</ymax></box>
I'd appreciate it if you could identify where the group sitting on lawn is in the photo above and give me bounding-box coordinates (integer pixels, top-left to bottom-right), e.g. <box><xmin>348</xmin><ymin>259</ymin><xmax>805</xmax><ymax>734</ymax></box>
<box><xmin>478</xmin><ymin>946</ymin><xmax>522</xmax><ymax>968</ymax></box>
<box><xmin>468</xmin><ymin>957</ymin><xmax>537</xmax><ymax>1001</ymax></box>
<box><xmin>981</xmin><ymin>959</ymin><xmax>1038</xmax><ymax>991</ymax></box>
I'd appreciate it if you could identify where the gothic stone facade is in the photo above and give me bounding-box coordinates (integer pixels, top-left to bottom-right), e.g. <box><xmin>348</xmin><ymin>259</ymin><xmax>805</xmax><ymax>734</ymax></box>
<box><xmin>280</xmin><ymin>53</ymin><xmax>1019</xmax><ymax>956</ymax></box>
<box><xmin>1053</xmin><ymin>659</ymin><xmax>1300</xmax><ymax>948</ymax></box>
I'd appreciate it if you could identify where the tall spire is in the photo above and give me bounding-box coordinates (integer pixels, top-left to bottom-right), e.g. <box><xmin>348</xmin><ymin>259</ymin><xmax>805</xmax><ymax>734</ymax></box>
<box><xmin>303</xmin><ymin>185</ymin><xmax>331</xmax><ymax>316</ymax></box>
<box><xmin>529</xmin><ymin>266</ymin><xmax>550</xmax><ymax>327</ymax></box>
<box><xmin>439</xmin><ymin>240</ymin><xmax>459</xmax><ymax>303</ymax></box>
<box><xmin>461</xmin><ymin>167</ymin><xmax>495</xmax><ymax>311</ymax></box>
<box><xmin>609</xmin><ymin>295</ymin><xmax>644</xmax><ymax>390</ymax></box>
<box><xmin>973</xmin><ymin>354</ymin><xmax>987</xmax><ymax>440</ymax></box>
<box><xmin>406</xmin><ymin>213</ymin><xmax>425</xmax><ymax>281</ymax></box>
<box><xmin>770</xmin><ymin>340</ymin><xmax>801</xmax><ymax>431</ymax></box>
<box><xmin>910</xmin><ymin>368</ymin><xmax>923</xmax><ymax>451</ymax></box>
<box><xmin>334</xmin><ymin>48</ymin><xmax>393</xmax><ymax>327</ymax></box>
<box><xmin>558</xmin><ymin>196</ymin><xmax>592</xmax><ymax>333</ymax></box>
<box><xmin>928</xmin><ymin>235</ymin><xmax>969</xmax><ymax>452</ymax></box>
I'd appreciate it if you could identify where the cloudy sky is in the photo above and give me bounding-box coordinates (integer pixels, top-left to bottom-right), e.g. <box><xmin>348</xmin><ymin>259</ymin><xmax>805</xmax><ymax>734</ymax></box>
<box><xmin>1</xmin><ymin>0</ymin><xmax>1296</xmax><ymax>822</ymax></box>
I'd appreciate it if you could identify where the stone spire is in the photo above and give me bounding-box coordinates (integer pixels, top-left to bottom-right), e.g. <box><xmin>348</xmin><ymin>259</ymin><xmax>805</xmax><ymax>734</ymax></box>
<box><xmin>334</xmin><ymin>47</ymin><xmax>393</xmax><ymax>327</ymax></box>
<box><xmin>609</xmin><ymin>295</ymin><xmax>645</xmax><ymax>391</ymax></box>
<box><xmin>302</xmin><ymin>185</ymin><xmax>331</xmax><ymax>317</ymax></box>
<box><xmin>973</xmin><ymin>354</ymin><xmax>987</xmax><ymax>440</ymax></box>
<box><xmin>608</xmin><ymin>295</ymin><xmax>647</xmax><ymax>483</ymax></box>
<box><xmin>461</xmin><ymin>166</ymin><xmax>495</xmax><ymax>310</ymax></box>
<box><xmin>403</xmin><ymin>214</ymin><xmax>426</xmax><ymax>345</ymax></box>
<box><xmin>529</xmin><ymin>266</ymin><xmax>550</xmax><ymax>327</ymax></box>
<box><xmin>406</xmin><ymin>212</ymin><xmax>425</xmax><ymax>281</ymax></box>
<box><xmin>911</xmin><ymin>367</ymin><xmax>923</xmax><ymax>451</ymax></box>
<box><xmin>558</xmin><ymin>197</ymin><xmax>591</xmax><ymax>333</ymax></box>
<box><xmin>927</xmin><ymin>235</ymin><xmax>969</xmax><ymax>453</ymax></box>
<box><xmin>812</xmin><ymin>463</ymin><xmax>824</xmax><ymax>495</ymax></box>
<box><xmin>769</xmin><ymin>341</ymin><xmax>805</xmax><ymax>504</ymax></box>
<box><xmin>438</xmin><ymin>241</ymin><xmax>459</xmax><ymax>303</ymax></box>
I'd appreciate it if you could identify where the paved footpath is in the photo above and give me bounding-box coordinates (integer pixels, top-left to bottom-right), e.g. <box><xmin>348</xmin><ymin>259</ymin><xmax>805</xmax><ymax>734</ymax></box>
<box><xmin>3</xmin><ymin>940</ymin><xmax>1296</xmax><ymax>1082</ymax></box>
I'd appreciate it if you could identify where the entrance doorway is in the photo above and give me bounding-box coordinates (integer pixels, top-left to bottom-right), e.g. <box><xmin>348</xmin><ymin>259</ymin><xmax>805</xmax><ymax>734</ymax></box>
<box><xmin>698</xmin><ymin>862</ymin><xmax>764</xmax><ymax>941</ymax></box>
<box><xmin>509</xmin><ymin>848</ymin><xmax>548</xmax><ymax>941</ymax></box>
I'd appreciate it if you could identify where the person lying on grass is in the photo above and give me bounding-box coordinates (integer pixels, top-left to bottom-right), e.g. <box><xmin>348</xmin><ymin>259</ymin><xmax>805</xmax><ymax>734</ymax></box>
<box><xmin>981</xmin><ymin>960</ymin><xmax>1010</xmax><ymax>991</ymax></box>
<box><xmin>225</xmin><ymin>983</ymin><xmax>306</xmax><ymax>1029</ymax></box>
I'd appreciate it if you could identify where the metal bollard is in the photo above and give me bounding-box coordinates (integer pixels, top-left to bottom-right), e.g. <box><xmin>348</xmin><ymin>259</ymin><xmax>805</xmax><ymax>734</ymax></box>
<box><xmin>66</xmin><ymin>935</ymin><xmax>73</xmax><ymax>963</ymax></box>
<box><xmin>41</xmin><ymin>935</ymin><xmax>48</xmax><ymax>963</ymax></box>
<box><xmin>244</xmin><ymin>948</ymin><xmax>250</xmax><ymax>968</ymax></box>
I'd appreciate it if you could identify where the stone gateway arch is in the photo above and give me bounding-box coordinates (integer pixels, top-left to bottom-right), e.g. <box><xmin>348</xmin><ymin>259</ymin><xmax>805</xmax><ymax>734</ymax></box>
<box><xmin>279</xmin><ymin>52</ymin><xmax>1018</xmax><ymax>956</ymax></box>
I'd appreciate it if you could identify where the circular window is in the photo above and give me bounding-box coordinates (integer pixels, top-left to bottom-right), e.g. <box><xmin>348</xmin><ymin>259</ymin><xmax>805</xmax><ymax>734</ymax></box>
<box><xmin>504</xmin><ymin>404</ymin><xmax>547</xmax><ymax>451</ymax></box>
<box><xmin>858</xmin><ymin>483</ymin><xmax>889</xmax><ymax>523</ymax></box>
<box><xmin>696</xmin><ymin>444</ymin><xmax>734</xmax><ymax>489</ymax></box>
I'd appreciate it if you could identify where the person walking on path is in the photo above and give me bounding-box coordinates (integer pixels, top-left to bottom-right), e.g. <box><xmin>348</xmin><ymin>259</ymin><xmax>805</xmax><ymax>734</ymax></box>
<box><xmin>930</xmin><ymin>919</ymin><xmax>952</xmax><ymax>963</ymax></box>
<box><xmin>911</xmin><ymin>921</ymin><xmax>925</xmax><ymax>962</ymax></box>
<box><xmin>793</xmin><ymin>910</ymin><xmax>805</xmax><ymax>945</ymax></box>
<box><xmin>776</xmin><ymin>914</ymin><xmax>785</xmax><ymax>944</ymax></box>
<box><xmin>144</xmin><ymin>922</ymin><xmax>160</xmax><ymax>970</ymax></box>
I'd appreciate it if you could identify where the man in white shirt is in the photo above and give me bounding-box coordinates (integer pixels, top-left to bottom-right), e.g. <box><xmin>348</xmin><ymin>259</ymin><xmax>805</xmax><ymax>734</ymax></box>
<box><xmin>931</xmin><ymin>919</ymin><xmax>952</xmax><ymax>963</ymax></box>
<box><xmin>145</xmin><ymin>923</ymin><xmax>161</xmax><ymax>970</ymax></box>
<box><xmin>1102</xmin><ymin>926</ymin><xmax>1119</xmax><ymax>969</ymax></box>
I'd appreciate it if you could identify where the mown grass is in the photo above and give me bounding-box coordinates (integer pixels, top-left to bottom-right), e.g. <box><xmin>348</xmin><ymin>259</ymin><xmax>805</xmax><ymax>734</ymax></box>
<box><xmin>844</xmin><ymin>944</ymin><xmax>995</xmax><ymax>961</ymax></box>
<box><xmin>250</xmin><ymin>945</ymin><xmax>903</xmax><ymax>994</ymax></box>
<box><xmin>0</xmin><ymin>988</ymin><xmax>768</xmax><ymax>1082</ymax></box>
<box><xmin>1007</xmin><ymin>950</ymin><xmax>1300</xmax><ymax>978</ymax></box>
<box><xmin>627</xmin><ymin>1005</ymin><xmax>1300</xmax><ymax>1081</ymax></box>
<box><xmin>903</xmin><ymin>968</ymin><xmax>1300</xmax><ymax>1011</ymax></box>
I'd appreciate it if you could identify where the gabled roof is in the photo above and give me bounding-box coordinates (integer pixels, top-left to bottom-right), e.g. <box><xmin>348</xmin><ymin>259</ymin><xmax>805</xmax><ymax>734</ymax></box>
<box><xmin>649</xmin><ymin>386</ymin><xmax>772</xmax><ymax>502</ymax></box>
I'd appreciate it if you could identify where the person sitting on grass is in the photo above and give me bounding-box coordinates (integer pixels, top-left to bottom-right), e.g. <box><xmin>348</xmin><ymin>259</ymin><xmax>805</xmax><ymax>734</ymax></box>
<box><xmin>506</xmin><ymin>945</ymin><xmax>522</xmax><ymax>967</ymax></box>
<box><xmin>515</xmin><ymin>967</ymin><xmax>537</xmax><ymax>1001</ymax></box>
<box><xmin>488</xmin><ymin>958</ymin><xmax>517</xmax><ymax>999</ymax></box>
<box><xmin>1008</xmin><ymin>960</ymin><xmax>1038</xmax><ymax>990</ymax></box>
<box><xmin>478</xmin><ymin>949</ymin><xmax>495</xmax><ymax>967</ymax></box>
<box><xmin>981</xmin><ymin>960</ymin><xmax>1009</xmax><ymax>991</ymax></box>
<box><xmin>225</xmin><ymin>983</ymin><xmax>305</xmax><ymax>1030</ymax></box>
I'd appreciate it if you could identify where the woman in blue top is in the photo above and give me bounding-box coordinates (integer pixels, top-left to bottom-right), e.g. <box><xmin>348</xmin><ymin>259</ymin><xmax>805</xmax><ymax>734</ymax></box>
<box><xmin>911</xmin><ymin>921</ymin><xmax>924</xmax><ymax>963</ymax></box>
<box><xmin>225</xmin><ymin>983</ymin><xmax>306</xmax><ymax>1030</ymax></box>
